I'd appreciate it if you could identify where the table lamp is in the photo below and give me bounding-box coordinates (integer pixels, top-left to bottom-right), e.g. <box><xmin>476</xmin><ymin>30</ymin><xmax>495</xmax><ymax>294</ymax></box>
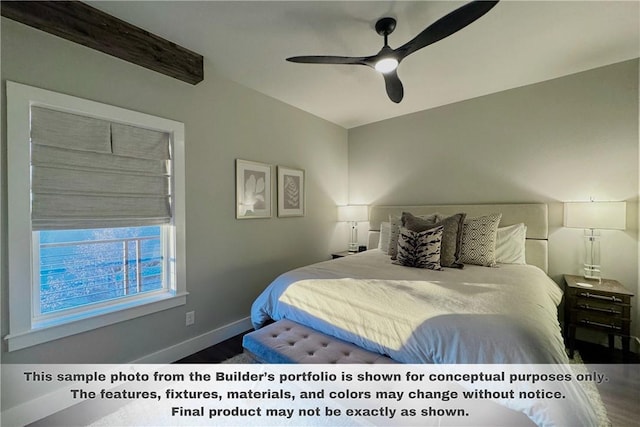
<box><xmin>337</xmin><ymin>205</ymin><xmax>368</xmax><ymax>253</ymax></box>
<box><xmin>564</xmin><ymin>201</ymin><xmax>626</xmax><ymax>281</ymax></box>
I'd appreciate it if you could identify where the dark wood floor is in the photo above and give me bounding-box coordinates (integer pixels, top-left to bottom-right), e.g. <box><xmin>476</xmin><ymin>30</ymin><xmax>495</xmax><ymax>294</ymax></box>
<box><xmin>177</xmin><ymin>335</ymin><xmax>639</xmax><ymax>426</ymax></box>
<box><xmin>573</xmin><ymin>339</ymin><xmax>640</xmax><ymax>364</ymax></box>
<box><xmin>175</xmin><ymin>331</ymin><xmax>250</xmax><ymax>363</ymax></box>
<box><xmin>572</xmin><ymin>340</ymin><xmax>640</xmax><ymax>427</ymax></box>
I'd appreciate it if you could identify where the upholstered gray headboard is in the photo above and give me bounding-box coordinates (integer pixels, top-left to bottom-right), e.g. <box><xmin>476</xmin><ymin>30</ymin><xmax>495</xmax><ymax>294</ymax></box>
<box><xmin>368</xmin><ymin>203</ymin><xmax>549</xmax><ymax>273</ymax></box>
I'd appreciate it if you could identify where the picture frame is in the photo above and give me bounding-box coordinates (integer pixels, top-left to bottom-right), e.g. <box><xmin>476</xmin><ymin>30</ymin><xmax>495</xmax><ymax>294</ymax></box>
<box><xmin>236</xmin><ymin>159</ymin><xmax>272</xmax><ymax>219</ymax></box>
<box><xmin>277</xmin><ymin>166</ymin><xmax>305</xmax><ymax>217</ymax></box>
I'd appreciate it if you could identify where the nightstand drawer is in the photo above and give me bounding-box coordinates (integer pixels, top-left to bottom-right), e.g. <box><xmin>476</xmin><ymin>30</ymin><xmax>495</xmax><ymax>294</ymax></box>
<box><xmin>573</xmin><ymin>311</ymin><xmax>625</xmax><ymax>332</ymax></box>
<box><xmin>568</xmin><ymin>288</ymin><xmax>627</xmax><ymax>304</ymax></box>
<box><xmin>573</xmin><ymin>299</ymin><xmax>627</xmax><ymax>316</ymax></box>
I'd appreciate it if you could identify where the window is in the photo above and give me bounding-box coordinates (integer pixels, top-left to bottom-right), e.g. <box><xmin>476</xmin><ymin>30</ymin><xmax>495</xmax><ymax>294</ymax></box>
<box><xmin>6</xmin><ymin>82</ymin><xmax>186</xmax><ymax>351</ymax></box>
<box><xmin>36</xmin><ymin>226</ymin><xmax>164</xmax><ymax>315</ymax></box>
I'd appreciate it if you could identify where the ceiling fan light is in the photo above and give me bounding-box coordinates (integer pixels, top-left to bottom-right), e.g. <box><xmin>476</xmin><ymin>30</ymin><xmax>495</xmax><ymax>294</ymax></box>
<box><xmin>375</xmin><ymin>58</ymin><xmax>398</xmax><ymax>73</ymax></box>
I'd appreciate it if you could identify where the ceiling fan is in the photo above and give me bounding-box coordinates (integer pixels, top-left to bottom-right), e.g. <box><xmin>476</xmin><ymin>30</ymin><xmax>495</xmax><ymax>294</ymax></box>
<box><xmin>287</xmin><ymin>1</ymin><xmax>499</xmax><ymax>103</ymax></box>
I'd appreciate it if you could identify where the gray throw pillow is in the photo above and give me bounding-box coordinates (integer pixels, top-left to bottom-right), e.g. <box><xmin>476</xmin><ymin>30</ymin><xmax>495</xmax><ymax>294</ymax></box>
<box><xmin>402</xmin><ymin>212</ymin><xmax>466</xmax><ymax>268</ymax></box>
<box><xmin>393</xmin><ymin>226</ymin><xmax>443</xmax><ymax>270</ymax></box>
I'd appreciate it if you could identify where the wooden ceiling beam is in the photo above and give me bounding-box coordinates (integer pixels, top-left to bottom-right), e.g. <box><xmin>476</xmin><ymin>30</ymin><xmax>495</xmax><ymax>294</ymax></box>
<box><xmin>1</xmin><ymin>1</ymin><xmax>204</xmax><ymax>85</ymax></box>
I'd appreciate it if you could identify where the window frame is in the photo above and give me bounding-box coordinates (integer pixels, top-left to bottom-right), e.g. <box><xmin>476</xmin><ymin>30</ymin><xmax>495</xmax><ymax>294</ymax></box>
<box><xmin>5</xmin><ymin>81</ymin><xmax>187</xmax><ymax>352</ymax></box>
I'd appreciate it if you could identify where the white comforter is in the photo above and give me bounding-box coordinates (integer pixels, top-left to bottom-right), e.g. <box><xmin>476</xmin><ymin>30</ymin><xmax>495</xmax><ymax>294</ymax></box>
<box><xmin>252</xmin><ymin>249</ymin><xmax>567</xmax><ymax>365</ymax></box>
<box><xmin>251</xmin><ymin>250</ymin><xmax>601</xmax><ymax>427</ymax></box>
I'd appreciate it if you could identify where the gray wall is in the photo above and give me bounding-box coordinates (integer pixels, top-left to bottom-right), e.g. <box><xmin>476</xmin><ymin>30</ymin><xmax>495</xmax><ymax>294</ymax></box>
<box><xmin>348</xmin><ymin>59</ymin><xmax>639</xmax><ymax>340</ymax></box>
<box><xmin>1</xmin><ymin>13</ymin><xmax>638</xmax><ymax>423</ymax></box>
<box><xmin>0</xmin><ymin>18</ymin><xmax>348</xmax><ymax>364</ymax></box>
<box><xmin>1</xmin><ymin>14</ymin><xmax>638</xmax><ymax>364</ymax></box>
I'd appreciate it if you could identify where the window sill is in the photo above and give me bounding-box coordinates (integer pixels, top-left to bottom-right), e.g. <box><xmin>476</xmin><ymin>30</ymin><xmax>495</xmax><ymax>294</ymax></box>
<box><xmin>4</xmin><ymin>291</ymin><xmax>188</xmax><ymax>352</ymax></box>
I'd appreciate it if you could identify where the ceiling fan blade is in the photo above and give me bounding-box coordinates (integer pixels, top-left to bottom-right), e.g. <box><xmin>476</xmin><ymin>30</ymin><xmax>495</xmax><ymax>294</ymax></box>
<box><xmin>382</xmin><ymin>70</ymin><xmax>404</xmax><ymax>103</ymax></box>
<box><xmin>396</xmin><ymin>1</ymin><xmax>499</xmax><ymax>58</ymax></box>
<box><xmin>286</xmin><ymin>55</ymin><xmax>368</xmax><ymax>65</ymax></box>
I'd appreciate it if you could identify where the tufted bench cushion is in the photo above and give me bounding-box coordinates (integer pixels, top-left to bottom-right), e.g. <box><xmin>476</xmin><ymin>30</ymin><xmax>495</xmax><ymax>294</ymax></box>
<box><xmin>242</xmin><ymin>319</ymin><xmax>397</xmax><ymax>364</ymax></box>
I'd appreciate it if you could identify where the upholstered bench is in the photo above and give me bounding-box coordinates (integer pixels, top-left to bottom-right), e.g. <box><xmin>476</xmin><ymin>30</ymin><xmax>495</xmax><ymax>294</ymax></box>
<box><xmin>242</xmin><ymin>319</ymin><xmax>397</xmax><ymax>364</ymax></box>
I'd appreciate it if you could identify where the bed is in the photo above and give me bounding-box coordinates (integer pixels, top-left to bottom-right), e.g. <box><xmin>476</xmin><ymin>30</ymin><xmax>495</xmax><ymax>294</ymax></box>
<box><xmin>250</xmin><ymin>204</ymin><xmax>600</xmax><ymax>426</ymax></box>
<box><xmin>252</xmin><ymin>203</ymin><xmax>559</xmax><ymax>363</ymax></box>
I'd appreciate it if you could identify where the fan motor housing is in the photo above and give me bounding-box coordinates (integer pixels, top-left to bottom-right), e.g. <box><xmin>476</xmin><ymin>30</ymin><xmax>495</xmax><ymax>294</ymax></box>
<box><xmin>375</xmin><ymin>17</ymin><xmax>396</xmax><ymax>36</ymax></box>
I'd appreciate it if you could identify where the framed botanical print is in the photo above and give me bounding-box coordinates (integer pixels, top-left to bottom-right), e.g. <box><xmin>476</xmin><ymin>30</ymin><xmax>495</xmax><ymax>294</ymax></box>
<box><xmin>236</xmin><ymin>159</ymin><xmax>271</xmax><ymax>219</ymax></box>
<box><xmin>277</xmin><ymin>166</ymin><xmax>305</xmax><ymax>217</ymax></box>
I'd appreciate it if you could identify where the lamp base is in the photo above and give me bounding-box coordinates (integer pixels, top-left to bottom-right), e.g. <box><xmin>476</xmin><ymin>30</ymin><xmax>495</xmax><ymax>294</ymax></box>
<box><xmin>583</xmin><ymin>265</ymin><xmax>601</xmax><ymax>283</ymax></box>
<box><xmin>583</xmin><ymin>229</ymin><xmax>601</xmax><ymax>283</ymax></box>
<box><xmin>348</xmin><ymin>221</ymin><xmax>359</xmax><ymax>253</ymax></box>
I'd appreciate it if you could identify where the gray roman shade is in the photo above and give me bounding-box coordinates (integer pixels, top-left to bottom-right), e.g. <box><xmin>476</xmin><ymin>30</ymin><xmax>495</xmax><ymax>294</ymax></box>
<box><xmin>30</xmin><ymin>106</ymin><xmax>172</xmax><ymax>230</ymax></box>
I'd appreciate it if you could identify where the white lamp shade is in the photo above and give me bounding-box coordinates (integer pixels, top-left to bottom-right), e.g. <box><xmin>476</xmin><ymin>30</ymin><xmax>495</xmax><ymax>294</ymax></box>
<box><xmin>337</xmin><ymin>205</ymin><xmax>368</xmax><ymax>222</ymax></box>
<box><xmin>564</xmin><ymin>201</ymin><xmax>626</xmax><ymax>230</ymax></box>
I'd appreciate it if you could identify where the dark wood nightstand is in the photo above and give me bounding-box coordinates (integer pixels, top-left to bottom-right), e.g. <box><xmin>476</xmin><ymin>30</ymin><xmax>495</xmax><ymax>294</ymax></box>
<box><xmin>331</xmin><ymin>251</ymin><xmax>356</xmax><ymax>259</ymax></box>
<box><xmin>563</xmin><ymin>274</ymin><xmax>634</xmax><ymax>360</ymax></box>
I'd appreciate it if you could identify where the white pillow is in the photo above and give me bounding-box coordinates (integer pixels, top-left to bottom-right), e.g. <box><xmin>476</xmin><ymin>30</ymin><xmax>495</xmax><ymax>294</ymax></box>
<box><xmin>378</xmin><ymin>221</ymin><xmax>391</xmax><ymax>253</ymax></box>
<box><xmin>495</xmin><ymin>223</ymin><xmax>527</xmax><ymax>264</ymax></box>
<box><xmin>387</xmin><ymin>216</ymin><xmax>403</xmax><ymax>259</ymax></box>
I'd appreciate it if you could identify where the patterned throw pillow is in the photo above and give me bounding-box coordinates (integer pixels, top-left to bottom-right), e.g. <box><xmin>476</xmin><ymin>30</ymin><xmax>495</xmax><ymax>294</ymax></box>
<box><xmin>460</xmin><ymin>213</ymin><xmax>502</xmax><ymax>267</ymax></box>
<box><xmin>402</xmin><ymin>212</ymin><xmax>466</xmax><ymax>268</ymax></box>
<box><xmin>393</xmin><ymin>226</ymin><xmax>444</xmax><ymax>270</ymax></box>
<box><xmin>388</xmin><ymin>213</ymin><xmax>440</xmax><ymax>259</ymax></box>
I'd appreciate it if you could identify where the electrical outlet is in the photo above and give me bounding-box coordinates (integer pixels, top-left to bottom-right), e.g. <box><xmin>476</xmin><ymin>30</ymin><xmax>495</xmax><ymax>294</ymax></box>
<box><xmin>185</xmin><ymin>311</ymin><xmax>195</xmax><ymax>326</ymax></box>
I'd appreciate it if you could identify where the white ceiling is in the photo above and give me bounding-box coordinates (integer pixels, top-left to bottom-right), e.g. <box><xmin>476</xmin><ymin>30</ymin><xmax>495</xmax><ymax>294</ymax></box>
<box><xmin>90</xmin><ymin>1</ymin><xmax>639</xmax><ymax>129</ymax></box>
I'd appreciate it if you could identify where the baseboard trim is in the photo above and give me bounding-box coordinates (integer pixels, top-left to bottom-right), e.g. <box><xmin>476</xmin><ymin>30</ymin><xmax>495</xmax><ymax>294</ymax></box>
<box><xmin>132</xmin><ymin>316</ymin><xmax>253</xmax><ymax>364</ymax></box>
<box><xmin>1</xmin><ymin>317</ymin><xmax>253</xmax><ymax>427</ymax></box>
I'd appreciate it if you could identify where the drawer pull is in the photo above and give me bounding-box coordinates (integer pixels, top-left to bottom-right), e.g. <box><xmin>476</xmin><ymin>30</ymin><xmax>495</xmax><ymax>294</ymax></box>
<box><xmin>579</xmin><ymin>319</ymin><xmax>621</xmax><ymax>330</ymax></box>
<box><xmin>578</xmin><ymin>292</ymin><xmax>622</xmax><ymax>303</ymax></box>
<box><xmin>577</xmin><ymin>304</ymin><xmax>621</xmax><ymax>315</ymax></box>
